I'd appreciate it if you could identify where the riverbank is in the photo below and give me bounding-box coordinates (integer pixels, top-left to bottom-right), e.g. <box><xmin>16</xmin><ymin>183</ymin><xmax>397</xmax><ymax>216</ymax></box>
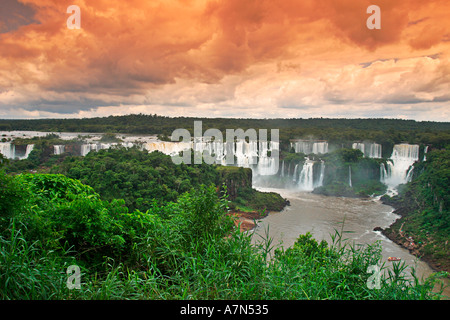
<box><xmin>254</xmin><ymin>187</ymin><xmax>445</xmax><ymax>275</ymax></box>
<box><xmin>229</xmin><ymin>210</ymin><xmax>269</xmax><ymax>232</ymax></box>
<box><xmin>380</xmin><ymin>210</ymin><xmax>450</xmax><ymax>274</ymax></box>
<box><xmin>378</xmin><ymin>178</ymin><xmax>449</xmax><ymax>275</ymax></box>
<box><xmin>228</xmin><ymin>188</ymin><xmax>290</xmax><ymax>232</ymax></box>
<box><xmin>310</xmin><ymin>184</ymin><xmax>449</xmax><ymax>274</ymax></box>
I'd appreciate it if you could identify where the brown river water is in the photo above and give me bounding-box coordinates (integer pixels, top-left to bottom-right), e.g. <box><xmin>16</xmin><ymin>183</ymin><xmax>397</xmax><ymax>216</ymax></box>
<box><xmin>251</xmin><ymin>187</ymin><xmax>449</xmax><ymax>298</ymax></box>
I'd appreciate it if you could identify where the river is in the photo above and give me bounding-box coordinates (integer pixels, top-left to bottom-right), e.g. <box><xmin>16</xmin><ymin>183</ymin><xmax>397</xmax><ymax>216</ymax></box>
<box><xmin>252</xmin><ymin>187</ymin><xmax>449</xmax><ymax>298</ymax></box>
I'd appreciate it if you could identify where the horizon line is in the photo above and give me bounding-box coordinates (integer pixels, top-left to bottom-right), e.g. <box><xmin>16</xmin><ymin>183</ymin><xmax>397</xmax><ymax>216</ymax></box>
<box><xmin>1</xmin><ymin>113</ymin><xmax>449</xmax><ymax>124</ymax></box>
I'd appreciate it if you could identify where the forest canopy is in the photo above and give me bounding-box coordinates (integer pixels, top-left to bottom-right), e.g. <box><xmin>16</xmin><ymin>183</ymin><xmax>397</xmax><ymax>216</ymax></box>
<box><xmin>1</xmin><ymin>114</ymin><xmax>449</xmax><ymax>147</ymax></box>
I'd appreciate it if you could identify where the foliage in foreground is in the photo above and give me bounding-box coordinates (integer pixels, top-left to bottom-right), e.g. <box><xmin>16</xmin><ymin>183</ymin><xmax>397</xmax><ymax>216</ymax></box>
<box><xmin>46</xmin><ymin>148</ymin><xmax>287</xmax><ymax>213</ymax></box>
<box><xmin>0</xmin><ymin>172</ymin><xmax>447</xmax><ymax>300</ymax></box>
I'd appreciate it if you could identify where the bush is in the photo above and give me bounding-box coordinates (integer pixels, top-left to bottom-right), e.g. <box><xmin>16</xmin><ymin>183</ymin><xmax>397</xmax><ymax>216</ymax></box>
<box><xmin>1</xmin><ymin>170</ymin><xmax>446</xmax><ymax>300</ymax></box>
<box><xmin>11</xmin><ymin>174</ymin><xmax>128</xmax><ymax>266</ymax></box>
<box><xmin>0</xmin><ymin>170</ymin><xmax>27</xmax><ymax>223</ymax></box>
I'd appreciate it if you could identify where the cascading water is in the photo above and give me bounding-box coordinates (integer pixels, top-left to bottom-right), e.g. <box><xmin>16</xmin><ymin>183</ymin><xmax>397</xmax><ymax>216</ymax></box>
<box><xmin>380</xmin><ymin>162</ymin><xmax>388</xmax><ymax>183</ymax></box>
<box><xmin>382</xmin><ymin>144</ymin><xmax>419</xmax><ymax>191</ymax></box>
<box><xmin>352</xmin><ymin>143</ymin><xmax>365</xmax><ymax>155</ymax></box>
<box><xmin>80</xmin><ymin>144</ymin><xmax>99</xmax><ymax>156</ymax></box>
<box><xmin>256</xmin><ymin>156</ymin><xmax>278</xmax><ymax>176</ymax></box>
<box><xmin>0</xmin><ymin>143</ymin><xmax>34</xmax><ymax>160</ymax></box>
<box><xmin>291</xmin><ymin>140</ymin><xmax>328</xmax><ymax>154</ymax></box>
<box><xmin>352</xmin><ymin>142</ymin><xmax>382</xmax><ymax>158</ymax></box>
<box><xmin>291</xmin><ymin>141</ymin><xmax>309</xmax><ymax>153</ymax></box>
<box><xmin>147</xmin><ymin>138</ymin><xmax>279</xmax><ymax>176</ymax></box>
<box><xmin>292</xmin><ymin>164</ymin><xmax>299</xmax><ymax>182</ymax></box>
<box><xmin>122</xmin><ymin>142</ymin><xmax>135</xmax><ymax>148</ymax></box>
<box><xmin>405</xmin><ymin>166</ymin><xmax>415</xmax><ymax>182</ymax></box>
<box><xmin>296</xmin><ymin>159</ymin><xmax>325</xmax><ymax>191</ymax></box>
<box><xmin>255</xmin><ymin>141</ymin><xmax>278</xmax><ymax>175</ymax></box>
<box><xmin>298</xmin><ymin>160</ymin><xmax>315</xmax><ymax>191</ymax></box>
<box><xmin>348</xmin><ymin>166</ymin><xmax>352</xmax><ymax>187</ymax></box>
<box><xmin>99</xmin><ymin>143</ymin><xmax>113</xmax><ymax>150</ymax></box>
<box><xmin>312</xmin><ymin>142</ymin><xmax>328</xmax><ymax>154</ymax></box>
<box><xmin>367</xmin><ymin>143</ymin><xmax>382</xmax><ymax>158</ymax></box>
<box><xmin>20</xmin><ymin>144</ymin><xmax>34</xmax><ymax>160</ymax></box>
<box><xmin>0</xmin><ymin>143</ymin><xmax>15</xmax><ymax>159</ymax></box>
<box><xmin>317</xmin><ymin>161</ymin><xmax>325</xmax><ymax>187</ymax></box>
<box><xmin>423</xmin><ymin>146</ymin><xmax>429</xmax><ymax>161</ymax></box>
<box><xmin>144</xmin><ymin>141</ymin><xmax>192</xmax><ymax>156</ymax></box>
<box><xmin>54</xmin><ymin>145</ymin><xmax>65</xmax><ymax>155</ymax></box>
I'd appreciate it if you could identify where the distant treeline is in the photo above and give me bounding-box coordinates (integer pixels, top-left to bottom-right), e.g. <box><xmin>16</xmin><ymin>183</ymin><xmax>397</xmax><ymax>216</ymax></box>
<box><xmin>1</xmin><ymin>114</ymin><xmax>450</xmax><ymax>147</ymax></box>
<box><xmin>2</xmin><ymin>114</ymin><xmax>450</xmax><ymax>131</ymax></box>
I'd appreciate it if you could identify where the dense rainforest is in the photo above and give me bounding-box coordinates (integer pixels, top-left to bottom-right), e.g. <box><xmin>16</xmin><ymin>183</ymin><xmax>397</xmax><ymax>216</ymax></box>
<box><xmin>0</xmin><ymin>161</ymin><xmax>446</xmax><ymax>300</ymax></box>
<box><xmin>1</xmin><ymin>115</ymin><xmax>449</xmax><ymax>300</ymax></box>
<box><xmin>1</xmin><ymin>114</ymin><xmax>450</xmax><ymax>148</ymax></box>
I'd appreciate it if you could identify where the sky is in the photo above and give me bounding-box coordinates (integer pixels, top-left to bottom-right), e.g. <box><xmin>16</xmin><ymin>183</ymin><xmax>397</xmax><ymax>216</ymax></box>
<box><xmin>0</xmin><ymin>0</ymin><xmax>449</xmax><ymax>121</ymax></box>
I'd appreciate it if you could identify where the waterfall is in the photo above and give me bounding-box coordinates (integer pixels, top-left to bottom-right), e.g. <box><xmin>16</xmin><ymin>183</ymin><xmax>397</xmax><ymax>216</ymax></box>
<box><xmin>292</xmin><ymin>164</ymin><xmax>299</xmax><ymax>182</ymax></box>
<box><xmin>348</xmin><ymin>166</ymin><xmax>352</xmax><ymax>187</ymax></box>
<box><xmin>54</xmin><ymin>145</ymin><xmax>65</xmax><ymax>155</ymax></box>
<box><xmin>382</xmin><ymin>144</ymin><xmax>419</xmax><ymax>189</ymax></box>
<box><xmin>380</xmin><ymin>163</ymin><xmax>388</xmax><ymax>184</ymax></box>
<box><xmin>406</xmin><ymin>166</ymin><xmax>414</xmax><ymax>183</ymax></box>
<box><xmin>256</xmin><ymin>156</ymin><xmax>278</xmax><ymax>176</ymax></box>
<box><xmin>296</xmin><ymin>159</ymin><xmax>325</xmax><ymax>191</ymax></box>
<box><xmin>292</xmin><ymin>141</ymin><xmax>310</xmax><ymax>153</ymax></box>
<box><xmin>234</xmin><ymin>140</ymin><xmax>247</xmax><ymax>167</ymax></box>
<box><xmin>258</xmin><ymin>140</ymin><xmax>279</xmax><ymax>175</ymax></box>
<box><xmin>0</xmin><ymin>143</ymin><xmax>33</xmax><ymax>160</ymax></box>
<box><xmin>79</xmin><ymin>142</ymin><xmax>140</xmax><ymax>156</ymax></box>
<box><xmin>312</xmin><ymin>142</ymin><xmax>328</xmax><ymax>154</ymax></box>
<box><xmin>146</xmin><ymin>138</ymin><xmax>279</xmax><ymax>175</ymax></box>
<box><xmin>121</xmin><ymin>142</ymin><xmax>135</xmax><ymax>148</ymax></box>
<box><xmin>291</xmin><ymin>140</ymin><xmax>328</xmax><ymax>154</ymax></box>
<box><xmin>367</xmin><ymin>143</ymin><xmax>382</xmax><ymax>158</ymax></box>
<box><xmin>99</xmin><ymin>143</ymin><xmax>114</xmax><ymax>150</ymax></box>
<box><xmin>0</xmin><ymin>143</ymin><xmax>15</xmax><ymax>159</ymax></box>
<box><xmin>317</xmin><ymin>161</ymin><xmax>325</xmax><ymax>187</ymax></box>
<box><xmin>80</xmin><ymin>144</ymin><xmax>99</xmax><ymax>156</ymax></box>
<box><xmin>352</xmin><ymin>143</ymin><xmax>365</xmax><ymax>155</ymax></box>
<box><xmin>298</xmin><ymin>160</ymin><xmax>315</xmax><ymax>191</ymax></box>
<box><xmin>281</xmin><ymin>160</ymin><xmax>285</xmax><ymax>177</ymax></box>
<box><xmin>352</xmin><ymin>142</ymin><xmax>382</xmax><ymax>158</ymax></box>
<box><xmin>145</xmin><ymin>141</ymin><xmax>192</xmax><ymax>156</ymax></box>
<box><xmin>423</xmin><ymin>145</ymin><xmax>429</xmax><ymax>161</ymax></box>
<box><xmin>19</xmin><ymin>144</ymin><xmax>34</xmax><ymax>160</ymax></box>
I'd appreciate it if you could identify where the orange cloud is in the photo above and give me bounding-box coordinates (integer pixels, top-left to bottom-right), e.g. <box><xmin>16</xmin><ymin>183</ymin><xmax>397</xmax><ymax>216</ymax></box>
<box><xmin>0</xmin><ymin>0</ymin><xmax>449</xmax><ymax>120</ymax></box>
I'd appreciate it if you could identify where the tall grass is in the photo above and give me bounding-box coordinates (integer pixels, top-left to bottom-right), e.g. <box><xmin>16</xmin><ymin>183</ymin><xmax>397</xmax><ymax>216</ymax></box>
<box><xmin>0</xmin><ymin>220</ymin><xmax>69</xmax><ymax>299</ymax></box>
<box><xmin>1</xmin><ymin>217</ymin><xmax>447</xmax><ymax>300</ymax></box>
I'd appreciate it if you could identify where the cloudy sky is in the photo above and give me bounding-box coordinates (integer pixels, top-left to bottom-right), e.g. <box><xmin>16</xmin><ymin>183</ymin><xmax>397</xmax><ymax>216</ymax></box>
<box><xmin>0</xmin><ymin>0</ymin><xmax>449</xmax><ymax>121</ymax></box>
